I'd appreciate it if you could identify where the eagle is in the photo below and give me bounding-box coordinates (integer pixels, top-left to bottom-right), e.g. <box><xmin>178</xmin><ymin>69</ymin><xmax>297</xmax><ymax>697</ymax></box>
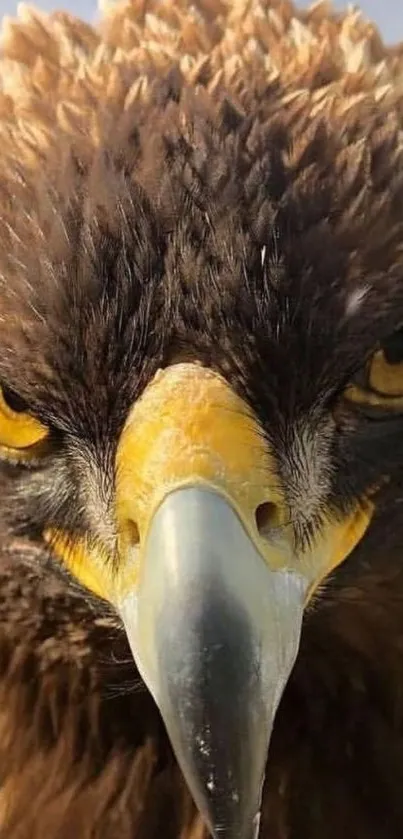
<box><xmin>1</xmin><ymin>0</ymin><xmax>403</xmax><ymax>837</ymax></box>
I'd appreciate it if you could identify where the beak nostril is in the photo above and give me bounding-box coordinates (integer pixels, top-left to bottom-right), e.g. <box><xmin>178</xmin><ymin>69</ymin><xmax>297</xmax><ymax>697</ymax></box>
<box><xmin>255</xmin><ymin>501</ymin><xmax>279</xmax><ymax>537</ymax></box>
<box><xmin>127</xmin><ymin>520</ymin><xmax>141</xmax><ymax>546</ymax></box>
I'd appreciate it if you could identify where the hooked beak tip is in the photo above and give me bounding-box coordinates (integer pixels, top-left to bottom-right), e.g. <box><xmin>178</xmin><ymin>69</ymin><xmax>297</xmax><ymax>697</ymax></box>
<box><xmin>118</xmin><ymin>488</ymin><xmax>306</xmax><ymax>839</ymax></box>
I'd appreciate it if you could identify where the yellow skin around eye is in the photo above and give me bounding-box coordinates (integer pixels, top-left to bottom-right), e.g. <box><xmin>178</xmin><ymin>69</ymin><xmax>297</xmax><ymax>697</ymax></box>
<box><xmin>0</xmin><ymin>388</ymin><xmax>48</xmax><ymax>449</ymax></box>
<box><xmin>346</xmin><ymin>350</ymin><xmax>403</xmax><ymax>407</ymax></box>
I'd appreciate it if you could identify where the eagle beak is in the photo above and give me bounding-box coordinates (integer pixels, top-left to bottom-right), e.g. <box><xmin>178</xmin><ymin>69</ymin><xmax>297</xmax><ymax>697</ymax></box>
<box><xmin>113</xmin><ymin>362</ymin><xmax>370</xmax><ymax>839</ymax></box>
<box><xmin>119</xmin><ymin>486</ymin><xmax>305</xmax><ymax>839</ymax></box>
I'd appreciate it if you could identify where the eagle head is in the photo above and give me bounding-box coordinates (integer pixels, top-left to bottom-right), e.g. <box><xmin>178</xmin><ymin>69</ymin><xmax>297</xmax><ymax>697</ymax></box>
<box><xmin>0</xmin><ymin>2</ymin><xmax>403</xmax><ymax>838</ymax></box>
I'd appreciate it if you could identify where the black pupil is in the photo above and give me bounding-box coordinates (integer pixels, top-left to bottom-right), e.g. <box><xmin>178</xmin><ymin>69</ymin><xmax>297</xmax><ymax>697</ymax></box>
<box><xmin>382</xmin><ymin>328</ymin><xmax>403</xmax><ymax>365</ymax></box>
<box><xmin>2</xmin><ymin>387</ymin><xmax>28</xmax><ymax>414</ymax></box>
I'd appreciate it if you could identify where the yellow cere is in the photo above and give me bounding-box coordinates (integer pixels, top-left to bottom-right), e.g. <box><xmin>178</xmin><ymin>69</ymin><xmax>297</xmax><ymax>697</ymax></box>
<box><xmin>48</xmin><ymin>363</ymin><xmax>374</xmax><ymax>605</ymax></box>
<box><xmin>116</xmin><ymin>363</ymin><xmax>283</xmax><ymax>550</ymax></box>
<box><xmin>0</xmin><ymin>387</ymin><xmax>48</xmax><ymax>450</ymax></box>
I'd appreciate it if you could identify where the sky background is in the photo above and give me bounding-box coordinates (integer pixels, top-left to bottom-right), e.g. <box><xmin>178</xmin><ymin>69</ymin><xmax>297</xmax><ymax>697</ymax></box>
<box><xmin>0</xmin><ymin>1</ymin><xmax>403</xmax><ymax>45</ymax></box>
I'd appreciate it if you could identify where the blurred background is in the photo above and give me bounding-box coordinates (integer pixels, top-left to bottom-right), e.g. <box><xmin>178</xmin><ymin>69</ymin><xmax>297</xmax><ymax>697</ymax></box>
<box><xmin>1</xmin><ymin>1</ymin><xmax>403</xmax><ymax>44</ymax></box>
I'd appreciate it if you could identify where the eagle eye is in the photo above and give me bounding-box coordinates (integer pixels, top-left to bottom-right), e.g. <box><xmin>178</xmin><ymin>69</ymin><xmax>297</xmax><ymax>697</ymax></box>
<box><xmin>345</xmin><ymin>327</ymin><xmax>403</xmax><ymax>407</ymax></box>
<box><xmin>381</xmin><ymin>328</ymin><xmax>403</xmax><ymax>365</ymax></box>
<box><xmin>0</xmin><ymin>386</ymin><xmax>48</xmax><ymax>451</ymax></box>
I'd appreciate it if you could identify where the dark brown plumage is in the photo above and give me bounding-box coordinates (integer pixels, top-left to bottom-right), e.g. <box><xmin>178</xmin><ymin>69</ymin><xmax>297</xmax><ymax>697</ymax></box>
<box><xmin>1</xmin><ymin>1</ymin><xmax>403</xmax><ymax>837</ymax></box>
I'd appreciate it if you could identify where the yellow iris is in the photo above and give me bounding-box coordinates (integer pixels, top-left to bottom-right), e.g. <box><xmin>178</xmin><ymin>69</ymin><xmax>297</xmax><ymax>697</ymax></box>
<box><xmin>0</xmin><ymin>387</ymin><xmax>48</xmax><ymax>450</ymax></box>
<box><xmin>345</xmin><ymin>349</ymin><xmax>403</xmax><ymax>408</ymax></box>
